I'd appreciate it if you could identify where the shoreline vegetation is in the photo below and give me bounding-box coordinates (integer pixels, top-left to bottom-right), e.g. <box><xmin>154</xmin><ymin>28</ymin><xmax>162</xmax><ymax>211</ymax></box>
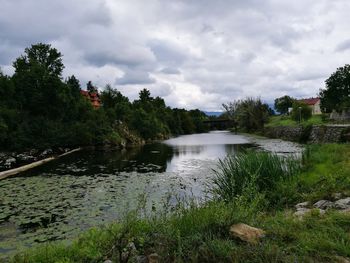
<box><xmin>8</xmin><ymin>144</ymin><xmax>350</xmax><ymax>263</ymax></box>
<box><xmin>0</xmin><ymin>43</ymin><xmax>209</xmax><ymax>172</ymax></box>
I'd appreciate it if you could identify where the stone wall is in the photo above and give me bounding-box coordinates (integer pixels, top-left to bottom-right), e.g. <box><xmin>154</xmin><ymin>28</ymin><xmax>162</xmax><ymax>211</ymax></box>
<box><xmin>263</xmin><ymin>125</ymin><xmax>350</xmax><ymax>143</ymax></box>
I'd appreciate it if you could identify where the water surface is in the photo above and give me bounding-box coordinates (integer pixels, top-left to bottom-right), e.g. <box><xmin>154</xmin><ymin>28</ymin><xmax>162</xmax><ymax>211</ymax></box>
<box><xmin>0</xmin><ymin>131</ymin><xmax>302</xmax><ymax>257</ymax></box>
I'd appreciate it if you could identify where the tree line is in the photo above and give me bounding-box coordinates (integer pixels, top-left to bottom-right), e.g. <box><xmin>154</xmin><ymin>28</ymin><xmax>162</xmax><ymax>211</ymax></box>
<box><xmin>0</xmin><ymin>43</ymin><xmax>208</xmax><ymax>151</ymax></box>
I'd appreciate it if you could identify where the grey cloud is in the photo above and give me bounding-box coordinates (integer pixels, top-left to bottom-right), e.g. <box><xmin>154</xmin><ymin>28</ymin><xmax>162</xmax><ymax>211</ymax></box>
<box><xmin>159</xmin><ymin>67</ymin><xmax>181</xmax><ymax>74</ymax></box>
<box><xmin>84</xmin><ymin>46</ymin><xmax>155</xmax><ymax>68</ymax></box>
<box><xmin>335</xmin><ymin>39</ymin><xmax>350</xmax><ymax>52</ymax></box>
<box><xmin>149</xmin><ymin>40</ymin><xmax>188</xmax><ymax>66</ymax></box>
<box><xmin>115</xmin><ymin>70</ymin><xmax>155</xmax><ymax>85</ymax></box>
<box><xmin>150</xmin><ymin>83</ymin><xmax>173</xmax><ymax>97</ymax></box>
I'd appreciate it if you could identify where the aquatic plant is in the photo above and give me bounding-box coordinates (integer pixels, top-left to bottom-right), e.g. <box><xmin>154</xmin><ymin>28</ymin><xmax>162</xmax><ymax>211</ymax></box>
<box><xmin>211</xmin><ymin>150</ymin><xmax>301</xmax><ymax>206</ymax></box>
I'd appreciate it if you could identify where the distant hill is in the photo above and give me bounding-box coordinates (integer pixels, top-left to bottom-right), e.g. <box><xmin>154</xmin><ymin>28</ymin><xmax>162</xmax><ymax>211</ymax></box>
<box><xmin>204</xmin><ymin>111</ymin><xmax>223</xmax><ymax>117</ymax></box>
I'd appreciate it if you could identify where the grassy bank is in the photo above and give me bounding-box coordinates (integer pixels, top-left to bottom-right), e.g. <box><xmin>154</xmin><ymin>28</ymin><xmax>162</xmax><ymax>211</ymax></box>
<box><xmin>9</xmin><ymin>144</ymin><xmax>350</xmax><ymax>263</ymax></box>
<box><xmin>266</xmin><ymin>115</ymin><xmax>326</xmax><ymax>127</ymax></box>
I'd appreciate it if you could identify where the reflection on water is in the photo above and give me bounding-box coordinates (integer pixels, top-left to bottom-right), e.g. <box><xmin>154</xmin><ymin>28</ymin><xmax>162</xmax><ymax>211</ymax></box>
<box><xmin>0</xmin><ymin>131</ymin><xmax>301</xmax><ymax>258</ymax></box>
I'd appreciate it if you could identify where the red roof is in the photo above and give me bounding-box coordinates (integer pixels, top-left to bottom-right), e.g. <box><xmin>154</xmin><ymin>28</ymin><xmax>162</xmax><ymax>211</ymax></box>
<box><xmin>300</xmin><ymin>97</ymin><xmax>320</xmax><ymax>106</ymax></box>
<box><xmin>80</xmin><ymin>90</ymin><xmax>101</xmax><ymax>108</ymax></box>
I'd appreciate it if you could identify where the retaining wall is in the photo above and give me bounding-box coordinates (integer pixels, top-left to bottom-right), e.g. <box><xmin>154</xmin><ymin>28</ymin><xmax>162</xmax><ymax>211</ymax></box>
<box><xmin>263</xmin><ymin>125</ymin><xmax>350</xmax><ymax>143</ymax></box>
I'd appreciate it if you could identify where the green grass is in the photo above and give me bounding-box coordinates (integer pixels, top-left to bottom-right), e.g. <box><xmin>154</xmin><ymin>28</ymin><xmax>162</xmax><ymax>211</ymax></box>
<box><xmin>9</xmin><ymin>144</ymin><xmax>350</xmax><ymax>263</ymax></box>
<box><xmin>266</xmin><ymin>115</ymin><xmax>325</xmax><ymax>127</ymax></box>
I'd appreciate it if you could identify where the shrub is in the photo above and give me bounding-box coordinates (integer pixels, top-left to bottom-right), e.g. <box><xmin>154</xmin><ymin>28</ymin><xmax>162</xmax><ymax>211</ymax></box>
<box><xmin>291</xmin><ymin>102</ymin><xmax>312</xmax><ymax>122</ymax></box>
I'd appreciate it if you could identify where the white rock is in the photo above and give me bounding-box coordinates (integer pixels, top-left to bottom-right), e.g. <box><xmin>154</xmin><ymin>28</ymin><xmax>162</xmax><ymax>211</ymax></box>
<box><xmin>334</xmin><ymin>197</ymin><xmax>350</xmax><ymax>210</ymax></box>
<box><xmin>295</xmin><ymin>201</ymin><xmax>309</xmax><ymax>209</ymax></box>
<box><xmin>313</xmin><ymin>200</ymin><xmax>334</xmax><ymax>210</ymax></box>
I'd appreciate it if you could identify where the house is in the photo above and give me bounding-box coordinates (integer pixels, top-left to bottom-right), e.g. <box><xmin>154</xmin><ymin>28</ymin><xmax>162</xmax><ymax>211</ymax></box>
<box><xmin>80</xmin><ymin>90</ymin><xmax>101</xmax><ymax>108</ymax></box>
<box><xmin>300</xmin><ymin>97</ymin><xmax>321</xmax><ymax>115</ymax></box>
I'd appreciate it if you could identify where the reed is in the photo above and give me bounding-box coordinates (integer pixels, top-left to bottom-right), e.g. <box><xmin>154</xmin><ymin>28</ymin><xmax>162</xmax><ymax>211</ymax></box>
<box><xmin>211</xmin><ymin>150</ymin><xmax>301</xmax><ymax>205</ymax></box>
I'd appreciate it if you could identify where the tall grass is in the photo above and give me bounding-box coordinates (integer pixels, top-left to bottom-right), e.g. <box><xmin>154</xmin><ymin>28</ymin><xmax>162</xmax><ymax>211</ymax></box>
<box><xmin>211</xmin><ymin>151</ymin><xmax>301</xmax><ymax>207</ymax></box>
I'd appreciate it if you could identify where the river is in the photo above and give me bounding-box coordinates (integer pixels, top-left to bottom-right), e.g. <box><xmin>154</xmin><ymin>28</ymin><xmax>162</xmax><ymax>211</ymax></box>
<box><xmin>0</xmin><ymin>131</ymin><xmax>302</xmax><ymax>258</ymax></box>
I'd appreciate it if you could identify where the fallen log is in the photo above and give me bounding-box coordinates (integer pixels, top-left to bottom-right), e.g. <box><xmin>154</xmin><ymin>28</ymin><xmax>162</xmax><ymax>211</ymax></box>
<box><xmin>0</xmin><ymin>148</ymin><xmax>81</xmax><ymax>180</ymax></box>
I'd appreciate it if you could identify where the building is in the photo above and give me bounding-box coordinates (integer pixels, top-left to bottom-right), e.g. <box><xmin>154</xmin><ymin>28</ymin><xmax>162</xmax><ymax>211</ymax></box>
<box><xmin>300</xmin><ymin>97</ymin><xmax>321</xmax><ymax>115</ymax></box>
<box><xmin>80</xmin><ymin>90</ymin><xmax>101</xmax><ymax>108</ymax></box>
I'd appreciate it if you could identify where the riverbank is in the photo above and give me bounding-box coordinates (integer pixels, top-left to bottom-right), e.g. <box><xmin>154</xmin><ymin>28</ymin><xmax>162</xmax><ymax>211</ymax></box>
<box><xmin>8</xmin><ymin>143</ymin><xmax>350</xmax><ymax>263</ymax></box>
<box><xmin>0</xmin><ymin>123</ymin><xmax>146</xmax><ymax>172</ymax></box>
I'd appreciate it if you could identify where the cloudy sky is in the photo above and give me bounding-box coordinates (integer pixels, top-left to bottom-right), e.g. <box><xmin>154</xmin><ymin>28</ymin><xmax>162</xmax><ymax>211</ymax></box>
<box><xmin>1</xmin><ymin>0</ymin><xmax>350</xmax><ymax>111</ymax></box>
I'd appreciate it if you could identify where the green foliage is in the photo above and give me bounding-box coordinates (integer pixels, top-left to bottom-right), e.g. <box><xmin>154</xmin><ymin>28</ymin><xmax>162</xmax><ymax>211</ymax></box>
<box><xmin>234</xmin><ymin>98</ymin><xmax>270</xmax><ymax>132</ymax></box>
<box><xmin>290</xmin><ymin>101</ymin><xmax>312</xmax><ymax>122</ymax></box>
<box><xmin>211</xmin><ymin>151</ymin><xmax>301</xmax><ymax>207</ymax></box>
<box><xmin>0</xmin><ymin>44</ymin><xmax>207</xmax><ymax>151</ymax></box>
<box><xmin>320</xmin><ymin>64</ymin><xmax>350</xmax><ymax>112</ymax></box>
<box><xmin>274</xmin><ymin>95</ymin><xmax>295</xmax><ymax>114</ymax></box>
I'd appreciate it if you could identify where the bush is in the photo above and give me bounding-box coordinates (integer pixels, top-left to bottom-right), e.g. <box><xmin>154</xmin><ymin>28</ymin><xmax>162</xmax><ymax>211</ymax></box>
<box><xmin>211</xmin><ymin>151</ymin><xmax>301</xmax><ymax>206</ymax></box>
<box><xmin>291</xmin><ymin>102</ymin><xmax>312</xmax><ymax>122</ymax></box>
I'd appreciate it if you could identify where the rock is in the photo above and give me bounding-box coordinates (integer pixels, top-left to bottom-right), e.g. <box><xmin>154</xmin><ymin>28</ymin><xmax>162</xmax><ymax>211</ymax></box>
<box><xmin>229</xmin><ymin>223</ymin><xmax>265</xmax><ymax>244</ymax></box>
<box><xmin>335</xmin><ymin>256</ymin><xmax>350</xmax><ymax>263</ymax></box>
<box><xmin>294</xmin><ymin>208</ymin><xmax>311</xmax><ymax>217</ymax></box>
<box><xmin>295</xmin><ymin>201</ymin><xmax>309</xmax><ymax>209</ymax></box>
<box><xmin>103</xmin><ymin>260</ymin><xmax>113</xmax><ymax>263</ymax></box>
<box><xmin>4</xmin><ymin>157</ymin><xmax>16</xmax><ymax>168</ymax></box>
<box><xmin>334</xmin><ymin>197</ymin><xmax>350</xmax><ymax>210</ymax></box>
<box><xmin>16</xmin><ymin>153</ymin><xmax>35</xmax><ymax>162</ymax></box>
<box><xmin>148</xmin><ymin>253</ymin><xmax>159</xmax><ymax>263</ymax></box>
<box><xmin>318</xmin><ymin>209</ymin><xmax>326</xmax><ymax>215</ymax></box>
<box><xmin>40</xmin><ymin>149</ymin><xmax>53</xmax><ymax>158</ymax></box>
<box><xmin>313</xmin><ymin>200</ymin><xmax>334</xmax><ymax>210</ymax></box>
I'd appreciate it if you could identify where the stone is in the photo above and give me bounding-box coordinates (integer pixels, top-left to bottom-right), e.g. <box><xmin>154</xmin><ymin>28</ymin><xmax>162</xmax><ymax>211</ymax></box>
<box><xmin>335</xmin><ymin>256</ymin><xmax>350</xmax><ymax>263</ymax></box>
<box><xmin>313</xmin><ymin>200</ymin><xmax>334</xmax><ymax>210</ymax></box>
<box><xmin>295</xmin><ymin>201</ymin><xmax>309</xmax><ymax>209</ymax></box>
<box><xmin>318</xmin><ymin>209</ymin><xmax>326</xmax><ymax>215</ymax></box>
<box><xmin>229</xmin><ymin>223</ymin><xmax>265</xmax><ymax>244</ymax></box>
<box><xmin>148</xmin><ymin>253</ymin><xmax>159</xmax><ymax>263</ymax></box>
<box><xmin>4</xmin><ymin>157</ymin><xmax>16</xmax><ymax>168</ymax></box>
<box><xmin>334</xmin><ymin>198</ymin><xmax>350</xmax><ymax>210</ymax></box>
<box><xmin>103</xmin><ymin>260</ymin><xmax>113</xmax><ymax>263</ymax></box>
<box><xmin>40</xmin><ymin>149</ymin><xmax>53</xmax><ymax>158</ymax></box>
<box><xmin>16</xmin><ymin>153</ymin><xmax>35</xmax><ymax>162</ymax></box>
<box><xmin>294</xmin><ymin>208</ymin><xmax>311</xmax><ymax>217</ymax></box>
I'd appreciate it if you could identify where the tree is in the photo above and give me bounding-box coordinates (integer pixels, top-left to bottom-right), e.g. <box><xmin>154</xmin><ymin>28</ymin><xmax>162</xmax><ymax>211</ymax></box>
<box><xmin>66</xmin><ymin>75</ymin><xmax>81</xmax><ymax>98</ymax></box>
<box><xmin>139</xmin><ymin>88</ymin><xmax>151</xmax><ymax>102</ymax></box>
<box><xmin>13</xmin><ymin>43</ymin><xmax>64</xmax><ymax>78</ymax></box>
<box><xmin>224</xmin><ymin>98</ymin><xmax>269</xmax><ymax>132</ymax></box>
<box><xmin>274</xmin><ymin>95</ymin><xmax>294</xmax><ymax>114</ymax></box>
<box><xmin>320</xmin><ymin>64</ymin><xmax>350</xmax><ymax>112</ymax></box>
<box><xmin>12</xmin><ymin>43</ymin><xmax>65</xmax><ymax>118</ymax></box>
<box><xmin>87</xmin><ymin>81</ymin><xmax>98</xmax><ymax>93</ymax></box>
<box><xmin>222</xmin><ymin>102</ymin><xmax>239</xmax><ymax>120</ymax></box>
<box><xmin>290</xmin><ymin>101</ymin><xmax>312</xmax><ymax>122</ymax></box>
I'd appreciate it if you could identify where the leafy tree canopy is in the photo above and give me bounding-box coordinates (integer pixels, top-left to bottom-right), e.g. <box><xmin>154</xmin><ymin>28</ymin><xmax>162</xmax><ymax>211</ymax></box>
<box><xmin>320</xmin><ymin>64</ymin><xmax>350</xmax><ymax>112</ymax></box>
<box><xmin>274</xmin><ymin>95</ymin><xmax>295</xmax><ymax>114</ymax></box>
